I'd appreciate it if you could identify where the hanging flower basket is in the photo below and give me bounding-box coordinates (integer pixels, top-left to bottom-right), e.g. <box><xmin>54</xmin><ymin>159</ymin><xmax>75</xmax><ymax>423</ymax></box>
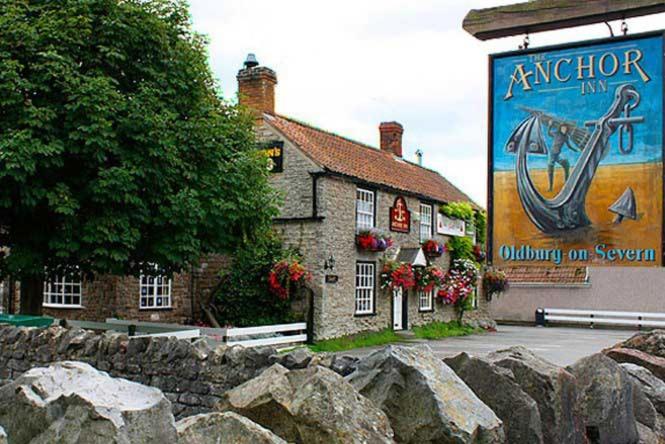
<box><xmin>414</xmin><ymin>265</ymin><xmax>445</xmax><ymax>292</ymax></box>
<box><xmin>356</xmin><ymin>229</ymin><xmax>393</xmax><ymax>252</ymax></box>
<box><xmin>380</xmin><ymin>259</ymin><xmax>415</xmax><ymax>291</ymax></box>
<box><xmin>473</xmin><ymin>244</ymin><xmax>487</xmax><ymax>263</ymax></box>
<box><xmin>422</xmin><ymin>239</ymin><xmax>446</xmax><ymax>257</ymax></box>
<box><xmin>436</xmin><ymin>259</ymin><xmax>479</xmax><ymax>307</ymax></box>
<box><xmin>268</xmin><ymin>258</ymin><xmax>312</xmax><ymax>300</ymax></box>
<box><xmin>482</xmin><ymin>269</ymin><xmax>509</xmax><ymax>301</ymax></box>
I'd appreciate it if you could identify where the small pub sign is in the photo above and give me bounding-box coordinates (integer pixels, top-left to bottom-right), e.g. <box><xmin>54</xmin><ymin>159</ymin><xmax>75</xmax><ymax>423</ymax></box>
<box><xmin>390</xmin><ymin>196</ymin><xmax>410</xmax><ymax>233</ymax></box>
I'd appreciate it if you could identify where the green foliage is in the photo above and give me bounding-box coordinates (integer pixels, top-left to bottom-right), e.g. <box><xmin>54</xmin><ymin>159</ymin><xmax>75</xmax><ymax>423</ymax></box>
<box><xmin>214</xmin><ymin>233</ymin><xmax>299</xmax><ymax>327</ymax></box>
<box><xmin>411</xmin><ymin>321</ymin><xmax>481</xmax><ymax>340</ymax></box>
<box><xmin>447</xmin><ymin>236</ymin><xmax>476</xmax><ymax>263</ymax></box>
<box><xmin>308</xmin><ymin>329</ymin><xmax>403</xmax><ymax>353</ymax></box>
<box><xmin>475</xmin><ymin>211</ymin><xmax>487</xmax><ymax>245</ymax></box>
<box><xmin>440</xmin><ymin>202</ymin><xmax>474</xmax><ymax>221</ymax></box>
<box><xmin>0</xmin><ymin>0</ymin><xmax>278</xmax><ymax>280</ymax></box>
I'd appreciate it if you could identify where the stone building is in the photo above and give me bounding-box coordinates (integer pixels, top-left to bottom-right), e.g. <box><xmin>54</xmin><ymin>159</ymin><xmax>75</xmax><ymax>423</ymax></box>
<box><xmin>238</xmin><ymin>55</ymin><xmax>492</xmax><ymax>339</ymax></box>
<box><xmin>0</xmin><ymin>55</ymin><xmax>491</xmax><ymax>339</ymax></box>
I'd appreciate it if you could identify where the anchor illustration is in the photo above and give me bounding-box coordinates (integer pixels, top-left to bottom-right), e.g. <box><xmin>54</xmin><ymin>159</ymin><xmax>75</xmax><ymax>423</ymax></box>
<box><xmin>504</xmin><ymin>84</ymin><xmax>644</xmax><ymax>234</ymax></box>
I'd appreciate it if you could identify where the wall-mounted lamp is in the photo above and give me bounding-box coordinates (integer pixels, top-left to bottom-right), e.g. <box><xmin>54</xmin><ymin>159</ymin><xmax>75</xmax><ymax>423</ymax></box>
<box><xmin>324</xmin><ymin>253</ymin><xmax>336</xmax><ymax>271</ymax></box>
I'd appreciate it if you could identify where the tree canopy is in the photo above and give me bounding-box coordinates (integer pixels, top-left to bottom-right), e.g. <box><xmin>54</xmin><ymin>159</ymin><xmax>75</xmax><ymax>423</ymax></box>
<box><xmin>0</xmin><ymin>0</ymin><xmax>278</xmax><ymax>284</ymax></box>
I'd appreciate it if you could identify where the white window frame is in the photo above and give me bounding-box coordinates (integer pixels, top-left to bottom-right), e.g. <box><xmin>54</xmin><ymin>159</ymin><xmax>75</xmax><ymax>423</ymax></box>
<box><xmin>43</xmin><ymin>274</ymin><xmax>83</xmax><ymax>308</ymax></box>
<box><xmin>356</xmin><ymin>188</ymin><xmax>375</xmax><ymax>232</ymax></box>
<box><xmin>355</xmin><ymin>262</ymin><xmax>375</xmax><ymax>315</ymax></box>
<box><xmin>139</xmin><ymin>271</ymin><xmax>172</xmax><ymax>309</ymax></box>
<box><xmin>420</xmin><ymin>203</ymin><xmax>433</xmax><ymax>242</ymax></box>
<box><xmin>418</xmin><ymin>289</ymin><xmax>433</xmax><ymax>312</ymax></box>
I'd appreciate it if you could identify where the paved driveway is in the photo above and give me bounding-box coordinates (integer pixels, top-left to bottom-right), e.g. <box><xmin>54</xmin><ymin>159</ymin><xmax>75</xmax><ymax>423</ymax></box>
<box><xmin>346</xmin><ymin>325</ymin><xmax>636</xmax><ymax>366</ymax></box>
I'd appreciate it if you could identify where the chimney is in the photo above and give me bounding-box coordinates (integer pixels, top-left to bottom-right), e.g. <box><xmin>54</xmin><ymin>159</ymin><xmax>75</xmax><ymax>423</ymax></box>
<box><xmin>237</xmin><ymin>53</ymin><xmax>277</xmax><ymax>119</ymax></box>
<box><xmin>379</xmin><ymin>121</ymin><xmax>404</xmax><ymax>157</ymax></box>
<box><xmin>415</xmin><ymin>149</ymin><xmax>423</xmax><ymax>166</ymax></box>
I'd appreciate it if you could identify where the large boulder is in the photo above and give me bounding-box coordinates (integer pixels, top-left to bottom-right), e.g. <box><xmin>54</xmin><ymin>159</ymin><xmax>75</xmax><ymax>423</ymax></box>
<box><xmin>0</xmin><ymin>361</ymin><xmax>177</xmax><ymax>444</ymax></box>
<box><xmin>347</xmin><ymin>345</ymin><xmax>504</xmax><ymax>444</ymax></box>
<box><xmin>219</xmin><ymin>363</ymin><xmax>394</xmax><ymax>443</ymax></box>
<box><xmin>176</xmin><ymin>411</ymin><xmax>287</xmax><ymax>444</ymax></box>
<box><xmin>606</xmin><ymin>348</ymin><xmax>665</xmax><ymax>382</ymax></box>
<box><xmin>621</xmin><ymin>363</ymin><xmax>665</xmax><ymax>415</ymax></box>
<box><xmin>567</xmin><ymin>353</ymin><xmax>639</xmax><ymax>444</ymax></box>
<box><xmin>486</xmin><ymin>346</ymin><xmax>585</xmax><ymax>444</ymax></box>
<box><xmin>445</xmin><ymin>352</ymin><xmax>543</xmax><ymax>444</ymax></box>
<box><xmin>621</xmin><ymin>363</ymin><xmax>665</xmax><ymax>442</ymax></box>
<box><xmin>610</xmin><ymin>330</ymin><xmax>665</xmax><ymax>359</ymax></box>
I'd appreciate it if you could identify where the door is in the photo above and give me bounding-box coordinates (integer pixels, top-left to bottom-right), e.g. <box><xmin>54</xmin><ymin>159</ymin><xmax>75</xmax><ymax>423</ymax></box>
<box><xmin>393</xmin><ymin>288</ymin><xmax>403</xmax><ymax>330</ymax></box>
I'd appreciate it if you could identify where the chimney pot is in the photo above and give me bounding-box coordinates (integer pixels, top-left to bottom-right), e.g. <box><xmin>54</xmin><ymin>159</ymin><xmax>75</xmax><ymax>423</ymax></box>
<box><xmin>244</xmin><ymin>53</ymin><xmax>259</xmax><ymax>68</ymax></box>
<box><xmin>379</xmin><ymin>121</ymin><xmax>404</xmax><ymax>157</ymax></box>
<box><xmin>237</xmin><ymin>53</ymin><xmax>277</xmax><ymax>120</ymax></box>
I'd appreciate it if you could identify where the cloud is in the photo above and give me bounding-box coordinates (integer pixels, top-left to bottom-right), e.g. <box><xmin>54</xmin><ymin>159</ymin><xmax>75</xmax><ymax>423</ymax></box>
<box><xmin>188</xmin><ymin>0</ymin><xmax>665</xmax><ymax>205</ymax></box>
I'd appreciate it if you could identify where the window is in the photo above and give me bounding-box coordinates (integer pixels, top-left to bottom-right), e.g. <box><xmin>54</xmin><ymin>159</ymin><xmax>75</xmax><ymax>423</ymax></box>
<box><xmin>43</xmin><ymin>275</ymin><xmax>82</xmax><ymax>308</ymax></box>
<box><xmin>355</xmin><ymin>262</ymin><xmax>375</xmax><ymax>315</ymax></box>
<box><xmin>139</xmin><ymin>273</ymin><xmax>172</xmax><ymax>309</ymax></box>
<box><xmin>420</xmin><ymin>203</ymin><xmax>433</xmax><ymax>242</ymax></box>
<box><xmin>418</xmin><ymin>290</ymin><xmax>433</xmax><ymax>312</ymax></box>
<box><xmin>356</xmin><ymin>188</ymin><xmax>375</xmax><ymax>232</ymax></box>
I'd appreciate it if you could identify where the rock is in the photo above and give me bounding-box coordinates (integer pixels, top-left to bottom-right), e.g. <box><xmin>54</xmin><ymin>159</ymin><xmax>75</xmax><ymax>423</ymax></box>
<box><xmin>606</xmin><ymin>348</ymin><xmax>665</xmax><ymax>382</ymax></box>
<box><xmin>347</xmin><ymin>345</ymin><xmax>504</xmax><ymax>444</ymax></box>
<box><xmin>445</xmin><ymin>352</ymin><xmax>543</xmax><ymax>444</ymax></box>
<box><xmin>486</xmin><ymin>346</ymin><xmax>585</xmax><ymax>444</ymax></box>
<box><xmin>621</xmin><ymin>363</ymin><xmax>665</xmax><ymax>441</ymax></box>
<box><xmin>610</xmin><ymin>330</ymin><xmax>665</xmax><ymax>359</ymax></box>
<box><xmin>219</xmin><ymin>363</ymin><xmax>394</xmax><ymax>443</ymax></box>
<box><xmin>269</xmin><ymin>347</ymin><xmax>314</xmax><ymax>369</ymax></box>
<box><xmin>177</xmin><ymin>411</ymin><xmax>287</xmax><ymax>444</ymax></box>
<box><xmin>0</xmin><ymin>361</ymin><xmax>177</xmax><ymax>444</ymax></box>
<box><xmin>636</xmin><ymin>421</ymin><xmax>665</xmax><ymax>444</ymax></box>
<box><xmin>567</xmin><ymin>353</ymin><xmax>639</xmax><ymax>444</ymax></box>
<box><xmin>329</xmin><ymin>354</ymin><xmax>359</xmax><ymax>376</ymax></box>
<box><xmin>621</xmin><ymin>364</ymin><xmax>665</xmax><ymax>416</ymax></box>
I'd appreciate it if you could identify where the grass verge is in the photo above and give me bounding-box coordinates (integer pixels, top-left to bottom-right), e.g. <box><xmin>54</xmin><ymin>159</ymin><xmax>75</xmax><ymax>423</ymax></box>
<box><xmin>308</xmin><ymin>328</ymin><xmax>403</xmax><ymax>353</ymax></box>
<box><xmin>411</xmin><ymin>321</ymin><xmax>481</xmax><ymax>340</ymax></box>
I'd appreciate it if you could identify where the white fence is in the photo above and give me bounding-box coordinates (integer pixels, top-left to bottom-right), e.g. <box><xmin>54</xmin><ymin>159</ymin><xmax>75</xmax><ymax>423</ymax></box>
<box><xmin>539</xmin><ymin>308</ymin><xmax>665</xmax><ymax>328</ymax></box>
<box><xmin>65</xmin><ymin>318</ymin><xmax>308</xmax><ymax>347</ymax></box>
<box><xmin>221</xmin><ymin>322</ymin><xmax>308</xmax><ymax>348</ymax></box>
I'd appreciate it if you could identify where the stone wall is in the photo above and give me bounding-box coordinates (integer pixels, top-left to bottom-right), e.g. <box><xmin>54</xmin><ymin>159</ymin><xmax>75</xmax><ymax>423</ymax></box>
<box><xmin>0</xmin><ymin>325</ymin><xmax>273</xmax><ymax>419</ymax></box>
<box><xmin>259</xmin><ymin>119</ymin><xmax>323</xmax><ymax>219</ymax></box>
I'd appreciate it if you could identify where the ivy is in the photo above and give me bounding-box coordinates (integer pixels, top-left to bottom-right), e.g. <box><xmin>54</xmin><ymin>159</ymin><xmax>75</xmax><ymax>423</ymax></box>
<box><xmin>440</xmin><ymin>202</ymin><xmax>474</xmax><ymax>222</ymax></box>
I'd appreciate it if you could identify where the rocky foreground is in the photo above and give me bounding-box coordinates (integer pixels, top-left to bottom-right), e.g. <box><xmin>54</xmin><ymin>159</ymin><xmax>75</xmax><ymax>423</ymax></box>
<box><xmin>0</xmin><ymin>329</ymin><xmax>665</xmax><ymax>443</ymax></box>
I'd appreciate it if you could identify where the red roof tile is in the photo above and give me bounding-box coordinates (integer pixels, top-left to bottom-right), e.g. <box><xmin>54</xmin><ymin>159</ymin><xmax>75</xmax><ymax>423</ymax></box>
<box><xmin>503</xmin><ymin>266</ymin><xmax>588</xmax><ymax>284</ymax></box>
<box><xmin>265</xmin><ymin>114</ymin><xmax>479</xmax><ymax>206</ymax></box>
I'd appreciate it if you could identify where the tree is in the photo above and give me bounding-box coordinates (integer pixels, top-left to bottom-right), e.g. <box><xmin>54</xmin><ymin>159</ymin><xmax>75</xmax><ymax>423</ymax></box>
<box><xmin>0</xmin><ymin>0</ymin><xmax>278</xmax><ymax>314</ymax></box>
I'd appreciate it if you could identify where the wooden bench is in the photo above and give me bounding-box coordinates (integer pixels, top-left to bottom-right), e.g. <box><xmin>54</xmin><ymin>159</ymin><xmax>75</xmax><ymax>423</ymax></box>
<box><xmin>536</xmin><ymin>308</ymin><xmax>665</xmax><ymax>329</ymax></box>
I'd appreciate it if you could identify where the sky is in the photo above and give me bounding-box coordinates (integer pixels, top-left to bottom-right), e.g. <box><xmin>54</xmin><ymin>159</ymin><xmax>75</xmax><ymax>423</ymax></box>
<box><xmin>187</xmin><ymin>0</ymin><xmax>665</xmax><ymax>206</ymax></box>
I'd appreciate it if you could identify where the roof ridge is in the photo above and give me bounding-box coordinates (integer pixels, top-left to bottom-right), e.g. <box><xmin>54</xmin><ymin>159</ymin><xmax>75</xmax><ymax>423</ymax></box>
<box><xmin>272</xmin><ymin>113</ymin><xmax>388</xmax><ymax>155</ymax></box>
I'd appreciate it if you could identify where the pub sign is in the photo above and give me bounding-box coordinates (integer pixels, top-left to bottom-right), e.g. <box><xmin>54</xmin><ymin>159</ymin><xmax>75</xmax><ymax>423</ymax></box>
<box><xmin>489</xmin><ymin>33</ymin><xmax>664</xmax><ymax>266</ymax></box>
<box><xmin>260</xmin><ymin>141</ymin><xmax>284</xmax><ymax>173</ymax></box>
<box><xmin>390</xmin><ymin>196</ymin><xmax>410</xmax><ymax>233</ymax></box>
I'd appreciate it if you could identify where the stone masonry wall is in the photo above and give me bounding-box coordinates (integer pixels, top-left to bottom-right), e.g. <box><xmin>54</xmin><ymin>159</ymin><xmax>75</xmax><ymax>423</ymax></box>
<box><xmin>258</xmin><ymin>119</ymin><xmax>323</xmax><ymax>219</ymax></box>
<box><xmin>316</xmin><ymin>175</ymin><xmax>492</xmax><ymax>339</ymax></box>
<box><xmin>0</xmin><ymin>325</ymin><xmax>274</xmax><ymax>419</ymax></box>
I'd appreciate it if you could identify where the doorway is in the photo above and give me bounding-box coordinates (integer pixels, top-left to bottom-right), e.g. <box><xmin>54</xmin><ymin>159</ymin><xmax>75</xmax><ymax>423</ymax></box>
<box><xmin>393</xmin><ymin>288</ymin><xmax>408</xmax><ymax>331</ymax></box>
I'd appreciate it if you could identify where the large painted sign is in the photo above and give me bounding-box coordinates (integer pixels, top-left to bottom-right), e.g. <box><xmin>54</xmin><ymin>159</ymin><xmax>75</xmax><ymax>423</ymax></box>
<box><xmin>489</xmin><ymin>33</ymin><xmax>664</xmax><ymax>266</ymax></box>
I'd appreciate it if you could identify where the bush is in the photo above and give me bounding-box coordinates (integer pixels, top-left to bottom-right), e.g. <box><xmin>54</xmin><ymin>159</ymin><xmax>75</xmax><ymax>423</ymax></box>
<box><xmin>213</xmin><ymin>233</ymin><xmax>304</xmax><ymax>326</ymax></box>
<box><xmin>447</xmin><ymin>236</ymin><xmax>476</xmax><ymax>263</ymax></box>
<box><xmin>440</xmin><ymin>202</ymin><xmax>474</xmax><ymax>221</ymax></box>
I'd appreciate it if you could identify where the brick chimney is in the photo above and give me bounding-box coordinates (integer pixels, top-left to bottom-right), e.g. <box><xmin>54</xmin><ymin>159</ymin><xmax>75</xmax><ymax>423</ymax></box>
<box><xmin>379</xmin><ymin>121</ymin><xmax>404</xmax><ymax>157</ymax></box>
<box><xmin>237</xmin><ymin>53</ymin><xmax>277</xmax><ymax>119</ymax></box>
